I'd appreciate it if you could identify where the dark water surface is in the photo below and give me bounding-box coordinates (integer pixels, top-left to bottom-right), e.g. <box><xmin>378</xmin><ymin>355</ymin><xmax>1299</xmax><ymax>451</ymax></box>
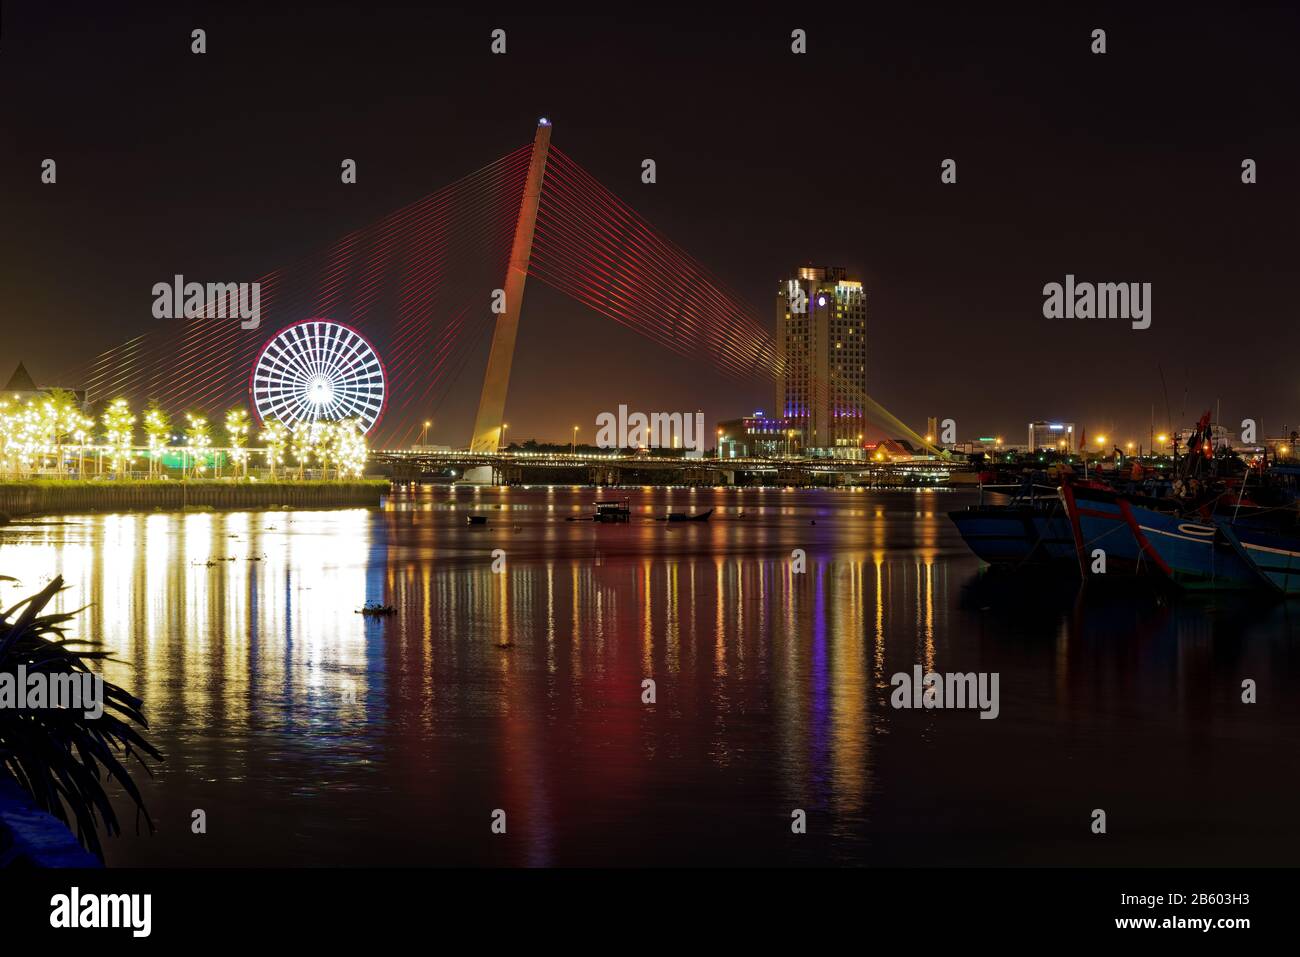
<box><xmin>2</xmin><ymin>486</ymin><xmax>1296</xmax><ymax>866</ymax></box>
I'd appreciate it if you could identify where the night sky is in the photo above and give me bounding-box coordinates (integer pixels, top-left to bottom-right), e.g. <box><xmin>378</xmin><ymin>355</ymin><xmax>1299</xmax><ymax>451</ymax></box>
<box><xmin>3</xmin><ymin>3</ymin><xmax>1297</xmax><ymax>446</ymax></box>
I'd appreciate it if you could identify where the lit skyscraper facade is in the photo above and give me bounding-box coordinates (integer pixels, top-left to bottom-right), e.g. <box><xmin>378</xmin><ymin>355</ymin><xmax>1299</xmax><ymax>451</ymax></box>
<box><xmin>774</xmin><ymin>266</ymin><xmax>867</xmax><ymax>454</ymax></box>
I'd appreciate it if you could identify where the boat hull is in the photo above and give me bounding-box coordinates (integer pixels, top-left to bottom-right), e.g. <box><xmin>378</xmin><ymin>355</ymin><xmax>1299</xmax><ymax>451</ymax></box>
<box><xmin>948</xmin><ymin>506</ymin><xmax>1076</xmax><ymax>567</ymax></box>
<box><xmin>1136</xmin><ymin>511</ymin><xmax>1259</xmax><ymax>590</ymax></box>
<box><xmin>1214</xmin><ymin>519</ymin><xmax>1300</xmax><ymax>595</ymax></box>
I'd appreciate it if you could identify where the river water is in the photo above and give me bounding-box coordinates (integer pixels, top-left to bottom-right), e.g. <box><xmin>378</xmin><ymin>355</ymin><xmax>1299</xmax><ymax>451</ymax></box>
<box><xmin>1</xmin><ymin>486</ymin><xmax>1295</xmax><ymax>866</ymax></box>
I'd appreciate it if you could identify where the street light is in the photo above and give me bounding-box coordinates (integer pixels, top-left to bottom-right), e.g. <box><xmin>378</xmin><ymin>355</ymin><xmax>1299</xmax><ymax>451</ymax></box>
<box><xmin>572</xmin><ymin>425</ymin><xmax>578</xmax><ymax>455</ymax></box>
<box><xmin>500</xmin><ymin>423</ymin><xmax>509</xmax><ymax>453</ymax></box>
<box><xmin>717</xmin><ymin>430</ymin><xmax>725</xmax><ymax>460</ymax></box>
<box><xmin>419</xmin><ymin>420</ymin><xmax>431</xmax><ymax>446</ymax></box>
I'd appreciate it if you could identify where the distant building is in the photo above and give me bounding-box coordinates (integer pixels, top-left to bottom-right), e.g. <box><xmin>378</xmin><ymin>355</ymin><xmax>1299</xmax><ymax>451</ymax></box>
<box><xmin>775</xmin><ymin>266</ymin><xmax>867</xmax><ymax>456</ymax></box>
<box><xmin>1028</xmin><ymin>421</ymin><xmax>1075</xmax><ymax>452</ymax></box>
<box><xmin>1</xmin><ymin>361</ymin><xmax>87</xmax><ymax>409</ymax></box>
<box><xmin>716</xmin><ymin>411</ymin><xmax>796</xmax><ymax>458</ymax></box>
<box><xmin>2</xmin><ymin>361</ymin><xmax>41</xmax><ymax>403</ymax></box>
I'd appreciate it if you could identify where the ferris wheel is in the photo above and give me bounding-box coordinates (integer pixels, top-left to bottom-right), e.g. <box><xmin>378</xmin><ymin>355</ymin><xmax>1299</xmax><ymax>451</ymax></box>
<box><xmin>250</xmin><ymin>320</ymin><xmax>386</xmax><ymax>433</ymax></box>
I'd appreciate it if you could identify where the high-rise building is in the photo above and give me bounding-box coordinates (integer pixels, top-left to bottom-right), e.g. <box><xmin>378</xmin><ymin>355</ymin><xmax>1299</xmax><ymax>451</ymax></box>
<box><xmin>774</xmin><ymin>266</ymin><xmax>867</xmax><ymax>454</ymax></box>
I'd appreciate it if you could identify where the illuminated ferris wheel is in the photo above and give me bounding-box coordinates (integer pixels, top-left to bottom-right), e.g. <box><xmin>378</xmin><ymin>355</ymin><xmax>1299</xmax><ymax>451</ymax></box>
<box><xmin>250</xmin><ymin>320</ymin><xmax>386</xmax><ymax>433</ymax></box>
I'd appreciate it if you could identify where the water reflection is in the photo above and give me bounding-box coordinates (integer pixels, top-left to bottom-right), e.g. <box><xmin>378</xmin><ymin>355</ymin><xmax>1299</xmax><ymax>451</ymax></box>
<box><xmin>0</xmin><ymin>486</ymin><xmax>1295</xmax><ymax>866</ymax></box>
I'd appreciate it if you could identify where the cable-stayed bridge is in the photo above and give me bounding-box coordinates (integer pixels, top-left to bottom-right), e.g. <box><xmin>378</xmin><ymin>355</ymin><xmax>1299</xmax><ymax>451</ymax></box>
<box><xmin>65</xmin><ymin>120</ymin><xmax>933</xmax><ymax>457</ymax></box>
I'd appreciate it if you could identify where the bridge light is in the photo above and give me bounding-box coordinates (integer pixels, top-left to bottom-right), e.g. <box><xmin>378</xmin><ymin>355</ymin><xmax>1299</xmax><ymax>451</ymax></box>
<box><xmin>538</xmin><ymin>117</ymin><xmax>550</xmax><ymax>126</ymax></box>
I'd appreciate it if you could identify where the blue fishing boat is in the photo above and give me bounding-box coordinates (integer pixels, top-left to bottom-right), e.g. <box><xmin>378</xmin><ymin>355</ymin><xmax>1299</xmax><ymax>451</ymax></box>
<box><xmin>1062</xmin><ymin>482</ymin><xmax>1259</xmax><ymax>589</ymax></box>
<box><xmin>949</xmin><ymin>480</ymin><xmax>1076</xmax><ymax>567</ymax></box>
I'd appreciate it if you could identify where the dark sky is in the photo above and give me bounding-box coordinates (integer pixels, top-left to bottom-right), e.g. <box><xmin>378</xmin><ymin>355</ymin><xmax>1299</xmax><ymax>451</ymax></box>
<box><xmin>3</xmin><ymin>3</ymin><xmax>1298</xmax><ymax>446</ymax></box>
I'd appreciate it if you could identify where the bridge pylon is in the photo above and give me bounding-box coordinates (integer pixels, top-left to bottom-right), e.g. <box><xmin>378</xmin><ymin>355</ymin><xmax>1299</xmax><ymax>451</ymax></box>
<box><xmin>468</xmin><ymin>118</ymin><xmax>553</xmax><ymax>453</ymax></box>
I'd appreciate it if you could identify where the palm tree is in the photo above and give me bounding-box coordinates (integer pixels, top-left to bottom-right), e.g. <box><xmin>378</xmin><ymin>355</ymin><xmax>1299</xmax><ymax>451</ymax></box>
<box><xmin>0</xmin><ymin>576</ymin><xmax>161</xmax><ymax>860</ymax></box>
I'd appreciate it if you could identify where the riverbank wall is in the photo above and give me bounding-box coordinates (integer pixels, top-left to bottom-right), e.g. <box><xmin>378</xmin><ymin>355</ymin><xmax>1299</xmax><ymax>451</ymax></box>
<box><xmin>0</xmin><ymin>480</ymin><xmax>389</xmax><ymax>519</ymax></box>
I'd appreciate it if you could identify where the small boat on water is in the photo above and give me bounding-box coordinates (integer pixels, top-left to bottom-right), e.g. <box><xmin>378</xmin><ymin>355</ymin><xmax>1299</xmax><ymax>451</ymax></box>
<box><xmin>662</xmin><ymin>507</ymin><xmax>713</xmax><ymax>523</ymax></box>
<box><xmin>592</xmin><ymin>499</ymin><xmax>631</xmax><ymax>523</ymax></box>
<box><xmin>467</xmin><ymin>514</ymin><xmax>488</xmax><ymax>526</ymax></box>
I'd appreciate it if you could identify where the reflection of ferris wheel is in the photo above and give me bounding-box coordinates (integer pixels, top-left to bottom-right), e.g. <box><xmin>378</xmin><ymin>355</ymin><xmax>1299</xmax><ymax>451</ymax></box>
<box><xmin>250</xmin><ymin>320</ymin><xmax>386</xmax><ymax>433</ymax></box>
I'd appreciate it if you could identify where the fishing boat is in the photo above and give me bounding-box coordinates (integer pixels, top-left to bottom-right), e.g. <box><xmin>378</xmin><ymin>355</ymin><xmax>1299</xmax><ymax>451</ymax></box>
<box><xmin>1060</xmin><ymin>481</ymin><xmax>1260</xmax><ymax>589</ymax></box>
<box><xmin>1059</xmin><ymin>411</ymin><xmax>1244</xmax><ymax>584</ymax></box>
<box><xmin>662</xmin><ymin>507</ymin><xmax>713</xmax><ymax>523</ymax></box>
<box><xmin>466</xmin><ymin>514</ymin><xmax>488</xmax><ymax>526</ymax></box>
<box><xmin>949</xmin><ymin>480</ymin><xmax>1076</xmax><ymax>567</ymax></box>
